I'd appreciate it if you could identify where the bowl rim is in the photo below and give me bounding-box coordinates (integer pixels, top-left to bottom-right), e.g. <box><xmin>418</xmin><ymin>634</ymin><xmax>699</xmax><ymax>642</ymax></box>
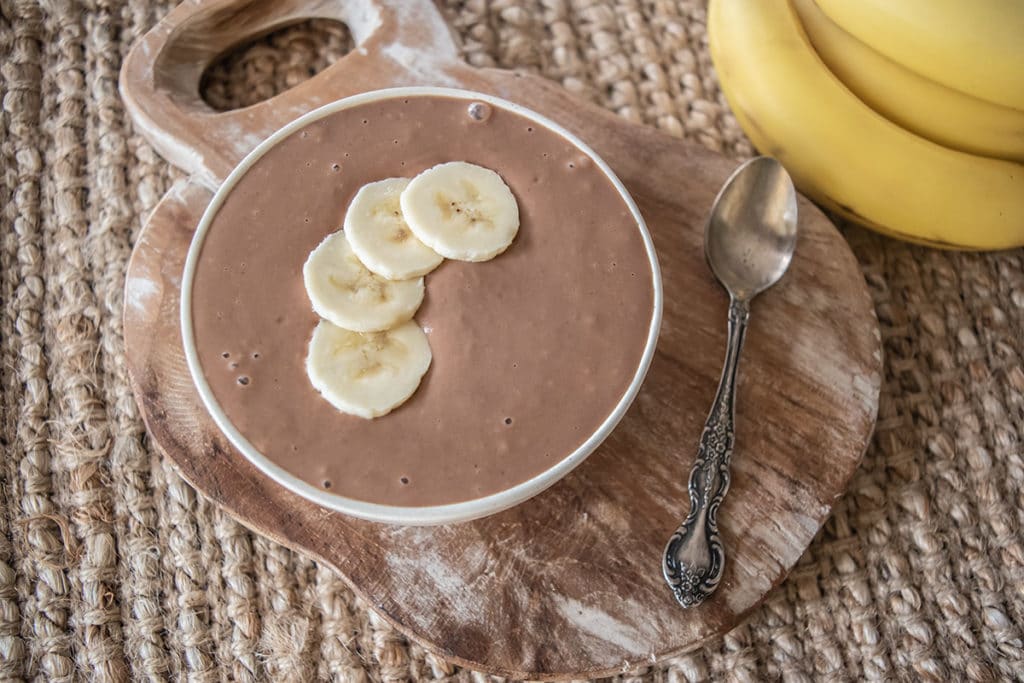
<box><xmin>181</xmin><ymin>86</ymin><xmax>663</xmax><ymax>525</ymax></box>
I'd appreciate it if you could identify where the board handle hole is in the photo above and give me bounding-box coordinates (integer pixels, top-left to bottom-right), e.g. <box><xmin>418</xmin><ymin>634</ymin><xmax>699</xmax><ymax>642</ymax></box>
<box><xmin>200</xmin><ymin>19</ymin><xmax>354</xmax><ymax>112</ymax></box>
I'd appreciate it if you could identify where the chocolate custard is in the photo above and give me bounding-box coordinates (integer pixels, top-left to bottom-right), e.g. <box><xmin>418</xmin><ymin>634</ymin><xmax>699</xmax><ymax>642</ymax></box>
<box><xmin>191</xmin><ymin>94</ymin><xmax>656</xmax><ymax>507</ymax></box>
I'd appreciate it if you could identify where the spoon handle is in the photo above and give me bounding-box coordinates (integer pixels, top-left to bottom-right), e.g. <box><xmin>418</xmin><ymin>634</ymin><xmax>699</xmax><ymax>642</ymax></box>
<box><xmin>663</xmin><ymin>298</ymin><xmax>749</xmax><ymax>608</ymax></box>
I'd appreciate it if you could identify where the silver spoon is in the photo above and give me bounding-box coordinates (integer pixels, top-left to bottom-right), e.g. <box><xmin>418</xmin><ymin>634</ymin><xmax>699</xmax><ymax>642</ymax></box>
<box><xmin>662</xmin><ymin>156</ymin><xmax>798</xmax><ymax>608</ymax></box>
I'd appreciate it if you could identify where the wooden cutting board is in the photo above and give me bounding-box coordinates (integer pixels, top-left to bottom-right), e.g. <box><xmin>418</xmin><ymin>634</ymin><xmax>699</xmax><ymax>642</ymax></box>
<box><xmin>119</xmin><ymin>0</ymin><xmax>882</xmax><ymax>678</ymax></box>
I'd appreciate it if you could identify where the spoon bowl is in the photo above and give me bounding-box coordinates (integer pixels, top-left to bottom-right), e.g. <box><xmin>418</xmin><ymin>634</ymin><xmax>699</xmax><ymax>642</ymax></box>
<box><xmin>705</xmin><ymin>157</ymin><xmax>798</xmax><ymax>302</ymax></box>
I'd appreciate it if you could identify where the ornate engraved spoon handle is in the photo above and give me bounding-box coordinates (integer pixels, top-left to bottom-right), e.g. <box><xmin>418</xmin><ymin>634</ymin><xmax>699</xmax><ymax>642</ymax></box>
<box><xmin>663</xmin><ymin>297</ymin><xmax>749</xmax><ymax>608</ymax></box>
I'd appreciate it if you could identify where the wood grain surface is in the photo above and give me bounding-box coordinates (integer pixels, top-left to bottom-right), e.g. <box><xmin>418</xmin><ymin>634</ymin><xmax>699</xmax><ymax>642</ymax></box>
<box><xmin>120</xmin><ymin>0</ymin><xmax>882</xmax><ymax>677</ymax></box>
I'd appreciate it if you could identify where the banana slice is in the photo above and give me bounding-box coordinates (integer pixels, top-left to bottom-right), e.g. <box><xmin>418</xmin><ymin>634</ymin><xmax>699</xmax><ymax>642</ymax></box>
<box><xmin>400</xmin><ymin>162</ymin><xmax>519</xmax><ymax>262</ymax></box>
<box><xmin>303</xmin><ymin>231</ymin><xmax>424</xmax><ymax>332</ymax></box>
<box><xmin>344</xmin><ymin>178</ymin><xmax>444</xmax><ymax>280</ymax></box>
<box><xmin>306</xmin><ymin>319</ymin><xmax>432</xmax><ymax>419</ymax></box>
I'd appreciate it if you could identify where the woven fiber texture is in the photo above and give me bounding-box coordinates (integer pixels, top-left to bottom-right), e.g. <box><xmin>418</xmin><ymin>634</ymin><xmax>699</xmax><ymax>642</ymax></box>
<box><xmin>1</xmin><ymin>1</ymin><xmax>1023</xmax><ymax>680</ymax></box>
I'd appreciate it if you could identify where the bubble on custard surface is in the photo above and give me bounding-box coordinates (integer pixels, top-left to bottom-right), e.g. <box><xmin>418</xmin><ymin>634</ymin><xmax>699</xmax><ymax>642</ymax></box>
<box><xmin>330</xmin><ymin>163</ymin><xmax>341</xmax><ymax>173</ymax></box>
<box><xmin>467</xmin><ymin>102</ymin><xmax>492</xmax><ymax>122</ymax></box>
<box><xmin>237</xmin><ymin>376</ymin><xmax>250</xmax><ymax>386</ymax></box>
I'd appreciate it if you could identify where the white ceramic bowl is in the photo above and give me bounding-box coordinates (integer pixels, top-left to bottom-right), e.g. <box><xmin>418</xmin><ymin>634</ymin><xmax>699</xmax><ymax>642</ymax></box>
<box><xmin>181</xmin><ymin>87</ymin><xmax>662</xmax><ymax>525</ymax></box>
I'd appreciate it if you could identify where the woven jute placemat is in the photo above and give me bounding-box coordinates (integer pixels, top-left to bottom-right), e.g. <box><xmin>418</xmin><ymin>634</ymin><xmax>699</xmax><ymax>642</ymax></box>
<box><xmin>1</xmin><ymin>1</ymin><xmax>1022</xmax><ymax>680</ymax></box>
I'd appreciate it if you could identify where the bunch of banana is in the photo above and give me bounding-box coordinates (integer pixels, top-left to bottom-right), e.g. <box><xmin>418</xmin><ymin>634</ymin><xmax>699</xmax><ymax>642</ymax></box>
<box><xmin>303</xmin><ymin>162</ymin><xmax>519</xmax><ymax>418</ymax></box>
<box><xmin>708</xmin><ymin>0</ymin><xmax>1024</xmax><ymax>249</ymax></box>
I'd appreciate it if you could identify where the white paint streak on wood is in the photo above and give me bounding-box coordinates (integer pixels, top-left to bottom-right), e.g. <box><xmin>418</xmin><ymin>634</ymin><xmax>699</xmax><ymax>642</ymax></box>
<box><xmin>384</xmin><ymin>539</ymin><xmax>481</xmax><ymax>618</ymax></box>
<box><xmin>725</xmin><ymin>564</ymin><xmax>774</xmax><ymax>614</ymax></box>
<box><xmin>377</xmin><ymin>0</ymin><xmax>460</xmax><ymax>86</ymax></box>
<box><xmin>130</xmin><ymin>106</ymin><xmax>217</xmax><ymax>189</ymax></box>
<box><xmin>853</xmin><ymin>370</ymin><xmax>881</xmax><ymax>412</ymax></box>
<box><xmin>724</xmin><ymin>507</ymin><xmax>822</xmax><ymax>614</ymax></box>
<box><xmin>221</xmin><ymin>122</ymin><xmax>265</xmax><ymax>154</ymax></box>
<box><xmin>340</xmin><ymin>0</ymin><xmax>382</xmax><ymax>45</ymax></box>
<box><xmin>381</xmin><ymin>43</ymin><xmax>461</xmax><ymax>87</ymax></box>
<box><xmin>127</xmin><ymin>276</ymin><xmax>160</xmax><ymax>314</ymax></box>
<box><xmin>553</xmin><ymin>596</ymin><xmax>646</xmax><ymax>656</ymax></box>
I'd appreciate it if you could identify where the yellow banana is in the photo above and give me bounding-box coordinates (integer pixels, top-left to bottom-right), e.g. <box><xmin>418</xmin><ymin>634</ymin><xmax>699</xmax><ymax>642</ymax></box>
<box><xmin>814</xmin><ymin>0</ymin><xmax>1024</xmax><ymax>111</ymax></box>
<box><xmin>793</xmin><ymin>0</ymin><xmax>1024</xmax><ymax>163</ymax></box>
<box><xmin>708</xmin><ymin>0</ymin><xmax>1024</xmax><ymax>250</ymax></box>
